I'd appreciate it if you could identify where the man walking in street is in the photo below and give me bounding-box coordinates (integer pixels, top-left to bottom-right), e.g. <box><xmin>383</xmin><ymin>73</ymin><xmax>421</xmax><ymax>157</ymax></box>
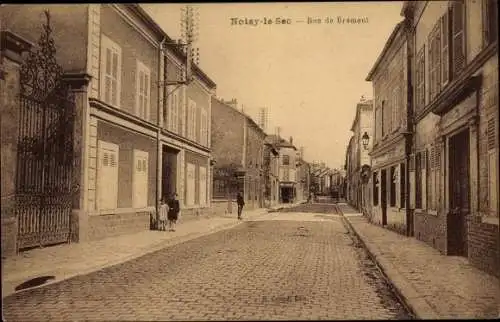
<box><xmin>236</xmin><ymin>192</ymin><xmax>245</xmax><ymax>220</ymax></box>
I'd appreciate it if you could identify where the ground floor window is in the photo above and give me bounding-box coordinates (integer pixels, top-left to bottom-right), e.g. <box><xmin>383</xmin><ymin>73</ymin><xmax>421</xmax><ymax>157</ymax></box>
<box><xmin>400</xmin><ymin>163</ymin><xmax>406</xmax><ymax>208</ymax></box>
<box><xmin>132</xmin><ymin>149</ymin><xmax>149</xmax><ymax>208</ymax></box>
<box><xmin>373</xmin><ymin>172</ymin><xmax>379</xmax><ymax>206</ymax></box>
<box><xmin>186</xmin><ymin>162</ymin><xmax>196</xmax><ymax>206</ymax></box>
<box><xmin>390</xmin><ymin>166</ymin><xmax>397</xmax><ymax>207</ymax></box>
<box><xmin>97</xmin><ymin>140</ymin><xmax>119</xmax><ymax>210</ymax></box>
<box><xmin>199</xmin><ymin>166</ymin><xmax>207</xmax><ymax>206</ymax></box>
<box><xmin>415</xmin><ymin>152</ymin><xmax>423</xmax><ymax>209</ymax></box>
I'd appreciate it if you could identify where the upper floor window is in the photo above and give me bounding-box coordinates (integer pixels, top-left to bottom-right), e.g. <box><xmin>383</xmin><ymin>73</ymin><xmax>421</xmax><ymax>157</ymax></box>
<box><xmin>187</xmin><ymin>99</ymin><xmax>197</xmax><ymax>141</ymax></box>
<box><xmin>100</xmin><ymin>35</ymin><xmax>122</xmax><ymax>107</ymax></box>
<box><xmin>200</xmin><ymin>108</ymin><xmax>208</xmax><ymax>146</ymax></box>
<box><xmin>282</xmin><ymin>155</ymin><xmax>290</xmax><ymax>165</ymax></box>
<box><xmin>428</xmin><ymin>21</ymin><xmax>442</xmax><ymax>102</ymax></box>
<box><xmin>415</xmin><ymin>47</ymin><xmax>426</xmax><ymax>112</ymax></box>
<box><xmin>483</xmin><ymin>0</ymin><xmax>498</xmax><ymax>46</ymax></box>
<box><xmin>451</xmin><ymin>0</ymin><xmax>465</xmax><ymax>78</ymax></box>
<box><xmin>168</xmin><ymin>92</ymin><xmax>179</xmax><ymax>133</ymax></box>
<box><xmin>136</xmin><ymin>60</ymin><xmax>150</xmax><ymax>121</ymax></box>
<box><xmin>391</xmin><ymin>87</ymin><xmax>400</xmax><ymax>131</ymax></box>
<box><xmin>381</xmin><ymin>100</ymin><xmax>386</xmax><ymax>137</ymax></box>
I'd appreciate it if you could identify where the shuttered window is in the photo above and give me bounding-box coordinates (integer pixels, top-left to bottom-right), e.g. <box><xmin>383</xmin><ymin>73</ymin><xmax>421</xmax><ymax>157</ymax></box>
<box><xmin>415</xmin><ymin>152</ymin><xmax>423</xmax><ymax>209</ymax></box>
<box><xmin>400</xmin><ymin>163</ymin><xmax>406</xmax><ymax>208</ymax></box>
<box><xmin>487</xmin><ymin>117</ymin><xmax>498</xmax><ymax>214</ymax></box>
<box><xmin>132</xmin><ymin>150</ymin><xmax>149</xmax><ymax>209</ymax></box>
<box><xmin>390</xmin><ymin>166</ymin><xmax>397</xmax><ymax>207</ymax></box>
<box><xmin>391</xmin><ymin>87</ymin><xmax>400</xmax><ymax>131</ymax></box>
<box><xmin>428</xmin><ymin>21</ymin><xmax>442</xmax><ymax>101</ymax></box>
<box><xmin>451</xmin><ymin>0</ymin><xmax>465</xmax><ymax>78</ymax></box>
<box><xmin>441</xmin><ymin>12</ymin><xmax>450</xmax><ymax>86</ymax></box>
<box><xmin>186</xmin><ymin>162</ymin><xmax>196</xmax><ymax>206</ymax></box>
<box><xmin>100</xmin><ymin>35</ymin><xmax>121</xmax><ymax>107</ymax></box>
<box><xmin>187</xmin><ymin>99</ymin><xmax>197</xmax><ymax>140</ymax></box>
<box><xmin>415</xmin><ymin>47</ymin><xmax>426</xmax><ymax>112</ymax></box>
<box><xmin>483</xmin><ymin>0</ymin><xmax>498</xmax><ymax>47</ymax></box>
<box><xmin>98</xmin><ymin>141</ymin><xmax>119</xmax><ymax>211</ymax></box>
<box><xmin>373</xmin><ymin>172</ymin><xmax>379</xmax><ymax>206</ymax></box>
<box><xmin>199</xmin><ymin>166</ymin><xmax>207</xmax><ymax>206</ymax></box>
<box><xmin>200</xmin><ymin>108</ymin><xmax>208</xmax><ymax>146</ymax></box>
<box><xmin>426</xmin><ymin>145</ymin><xmax>441</xmax><ymax>211</ymax></box>
<box><xmin>136</xmin><ymin>60</ymin><xmax>150</xmax><ymax>120</ymax></box>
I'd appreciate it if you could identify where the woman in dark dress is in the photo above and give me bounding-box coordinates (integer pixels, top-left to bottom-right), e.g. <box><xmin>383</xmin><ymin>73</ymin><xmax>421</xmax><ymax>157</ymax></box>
<box><xmin>167</xmin><ymin>193</ymin><xmax>180</xmax><ymax>231</ymax></box>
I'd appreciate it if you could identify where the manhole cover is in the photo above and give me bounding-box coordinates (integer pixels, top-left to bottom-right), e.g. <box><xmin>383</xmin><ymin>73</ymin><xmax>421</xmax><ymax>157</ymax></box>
<box><xmin>15</xmin><ymin>275</ymin><xmax>56</xmax><ymax>291</ymax></box>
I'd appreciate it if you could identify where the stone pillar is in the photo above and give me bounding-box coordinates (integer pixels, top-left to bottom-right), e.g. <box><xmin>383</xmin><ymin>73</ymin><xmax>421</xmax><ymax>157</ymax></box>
<box><xmin>62</xmin><ymin>72</ymin><xmax>91</xmax><ymax>243</ymax></box>
<box><xmin>1</xmin><ymin>31</ymin><xmax>34</xmax><ymax>257</ymax></box>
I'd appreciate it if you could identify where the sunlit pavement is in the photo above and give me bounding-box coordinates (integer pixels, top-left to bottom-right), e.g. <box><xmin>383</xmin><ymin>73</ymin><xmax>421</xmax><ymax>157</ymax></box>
<box><xmin>3</xmin><ymin>202</ymin><xmax>412</xmax><ymax>321</ymax></box>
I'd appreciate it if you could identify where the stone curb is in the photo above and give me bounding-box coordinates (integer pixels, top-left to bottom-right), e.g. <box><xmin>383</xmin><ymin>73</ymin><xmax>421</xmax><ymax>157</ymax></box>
<box><xmin>3</xmin><ymin>210</ymin><xmax>269</xmax><ymax>299</ymax></box>
<box><xmin>337</xmin><ymin>206</ymin><xmax>440</xmax><ymax>320</ymax></box>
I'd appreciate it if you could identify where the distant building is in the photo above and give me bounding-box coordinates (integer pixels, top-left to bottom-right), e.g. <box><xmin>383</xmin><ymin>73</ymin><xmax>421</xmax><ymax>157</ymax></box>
<box><xmin>210</xmin><ymin>97</ymin><xmax>267</xmax><ymax>213</ymax></box>
<box><xmin>345</xmin><ymin>99</ymin><xmax>373</xmax><ymax>212</ymax></box>
<box><xmin>366</xmin><ymin>20</ymin><xmax>410</xmax><ymax>236</ymax></box>
<box><xmin>268</xmin><ymin>135</ymin><xmax>299</xmax><ymax>203</ymax></box>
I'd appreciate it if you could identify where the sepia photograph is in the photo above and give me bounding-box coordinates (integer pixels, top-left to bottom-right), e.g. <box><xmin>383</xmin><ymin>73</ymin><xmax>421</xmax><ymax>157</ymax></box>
<box><xmin>1</xmin><ymin>1</ymin><xmax>499</xmax><ymax>320</ymax></box>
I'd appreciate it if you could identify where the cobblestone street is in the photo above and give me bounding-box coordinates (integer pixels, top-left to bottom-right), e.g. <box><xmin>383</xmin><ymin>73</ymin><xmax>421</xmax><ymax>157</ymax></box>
<box><xmin>4</xmin><ymin>203</ymin><xmax>412</xmax><ymax>321</ymax></box>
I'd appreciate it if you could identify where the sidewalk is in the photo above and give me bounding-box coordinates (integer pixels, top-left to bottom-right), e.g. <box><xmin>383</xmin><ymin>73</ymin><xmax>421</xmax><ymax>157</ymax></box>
<box><xmin>337</xmin><ymin>203</ymin><xmax>499</xmax><ymax>319</ymax></box>
<box><xmin>2</xmin><ymin>203</ymin><xmax>294</xmax><ymax>298</ymax></box>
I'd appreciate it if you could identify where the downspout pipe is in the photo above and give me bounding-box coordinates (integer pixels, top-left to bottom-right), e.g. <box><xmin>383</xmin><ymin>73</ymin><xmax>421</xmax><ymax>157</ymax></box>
<box><xmin>156</xmin><ymin>37</ymin><xmax>166</xmax><ymax>224</ymax></box>
<box><xmin>404</xmin><ymin>17</ymin><xmax>414</xmax><ymax>237</ymax></box>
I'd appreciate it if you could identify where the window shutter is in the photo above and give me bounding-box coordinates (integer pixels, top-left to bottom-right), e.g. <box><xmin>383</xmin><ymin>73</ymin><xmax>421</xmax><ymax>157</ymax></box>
<box><xmin>484</xmin><ymin>0</ymin><xmax>499</xmax><ymax>46</ymax></box>
<box><xmin>144</xmin><ymin>74</ymin><xmax>149</xmax><ymax>119</ymax></box>
<box><xmin>487</xmin><ymin>117</ymin><xmax>496</xmax><ymax>150</ymax></box>
<box><xmin>451</xmin><ymin>0</ymin><xmax>465</xmax><ymax>77</ymax></box>
<box><xmin>441</xmin><ymin>12</ymin><xmax>450</xmax><ymax>85</ymax></box>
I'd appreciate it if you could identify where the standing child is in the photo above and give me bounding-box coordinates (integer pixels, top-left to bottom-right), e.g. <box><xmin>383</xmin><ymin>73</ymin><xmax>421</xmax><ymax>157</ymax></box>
<box><xmin>158</xmin><ymin>197</ymin><xmax>169</xmax><ymax>231</ymax></box>
<box><xmin>167</xmin><ymin>193</ymin><xmax>180</xmax><ymax>231</ymax></box>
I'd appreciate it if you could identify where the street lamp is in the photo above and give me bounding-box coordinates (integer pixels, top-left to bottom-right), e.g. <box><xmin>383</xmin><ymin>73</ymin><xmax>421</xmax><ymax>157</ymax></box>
<box><xmin>362</xmin><ymin>132</ymin><xmax>370</xmax><ymax>150</ymax></box>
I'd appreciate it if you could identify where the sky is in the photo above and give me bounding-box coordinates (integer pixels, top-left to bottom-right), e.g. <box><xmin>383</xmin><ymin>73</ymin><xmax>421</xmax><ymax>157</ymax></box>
<box><xmin>142</xmin><ymin>2</ymin><xmax>404</xmax><ymax>169</ymax></box>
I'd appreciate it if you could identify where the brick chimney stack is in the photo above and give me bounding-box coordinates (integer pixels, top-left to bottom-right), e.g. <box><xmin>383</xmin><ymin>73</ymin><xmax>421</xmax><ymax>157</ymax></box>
<box><xmin>289</xmin><ymin>136</ymin><xmax>293</xmax><ymax>145</ymax></box>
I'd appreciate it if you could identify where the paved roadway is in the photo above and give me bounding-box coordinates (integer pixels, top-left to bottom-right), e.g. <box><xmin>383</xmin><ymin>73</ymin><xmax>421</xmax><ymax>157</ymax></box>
<box><xmin>3</xmin><ymin>202</ymin><xmax>412</xmax><ymax>321</ymax></box>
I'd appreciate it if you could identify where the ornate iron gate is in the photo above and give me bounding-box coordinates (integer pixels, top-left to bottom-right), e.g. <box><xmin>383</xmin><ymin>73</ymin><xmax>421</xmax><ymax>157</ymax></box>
<box><xmin>16</xmin><ymin>11</ymin><xmax>76</xmax><ymax>250</ymax></box>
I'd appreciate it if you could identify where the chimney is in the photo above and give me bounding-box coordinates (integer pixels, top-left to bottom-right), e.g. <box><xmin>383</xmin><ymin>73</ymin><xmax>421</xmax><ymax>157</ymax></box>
<box><xmin>225</xmin><ymin>98</ymin><xmax>238</xmax><ymax>110</ymax></box>
<box><xmin>289</xmin><ymin>136</ymin><xmax>293</xmax><ymax>145</ymax></box>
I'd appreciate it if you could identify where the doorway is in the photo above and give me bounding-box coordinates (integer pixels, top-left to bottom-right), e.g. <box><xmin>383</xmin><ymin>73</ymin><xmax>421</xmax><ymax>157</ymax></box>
<box><xmin>162</xmin><ymin>146</ymin><xmax>179</xmax><ymax>201</ymax></box>
<box><xmin>381</xmin><ymin>169</ymin><xmax>388</xmax><ymax>226</ymax></box>
<box><xmin>447</xmin><ymin>129</ymin><xmax>470</xmax><ymax>257</ymax></box>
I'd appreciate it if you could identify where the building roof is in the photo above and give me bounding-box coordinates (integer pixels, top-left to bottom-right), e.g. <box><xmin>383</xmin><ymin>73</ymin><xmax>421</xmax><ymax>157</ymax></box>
<box><xmin>133</xmin><ymin>4</ymin><xmax>217</xmax><ymax>89</ymax></box>
<box><xmin>350</xmin><ymin>99</ymin><xmax>373</xmax><ymax>132</ymax></box>
<box><xmin>212</xmin><ymin>96</ymin><xmax>267</xmax><ymax>137</ymax></box>
<box><xmin>266</xmin><ymin>135</ymin><xmax>297</xmax><ymax>150</ymax></box>
<box><xmin>365</xmin><ymin>21</ymin><xmax>405</xmax><ymax>81</ymax></box>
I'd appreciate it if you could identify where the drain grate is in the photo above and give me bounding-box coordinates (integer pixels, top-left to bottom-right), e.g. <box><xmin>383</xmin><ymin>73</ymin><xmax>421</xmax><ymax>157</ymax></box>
<box><xmin>15</xmin><ymin>275</ymin><xmax>56</xmax><ymax>291</ymax></box>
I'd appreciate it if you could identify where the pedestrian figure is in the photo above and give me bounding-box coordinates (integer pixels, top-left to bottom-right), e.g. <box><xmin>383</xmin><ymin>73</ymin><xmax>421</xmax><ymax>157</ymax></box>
<box><xmin>158</xmin><ymin>197</ymin><xmax>170</xmax><ymax>231</ymax></box>
<box><xmin>167</xmin><ymin>192</ymin><xmax>180</xmax><ymax>231</ymax></box>
<box><xmin>236</xmin><ymin>192</ymin><xmax>245</xmax><ymax>220</ymax></box>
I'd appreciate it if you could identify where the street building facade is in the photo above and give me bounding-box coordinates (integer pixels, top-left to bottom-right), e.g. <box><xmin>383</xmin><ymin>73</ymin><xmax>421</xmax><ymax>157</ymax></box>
<box><xmin>0</xmin><ymin>4</ymin><xmax>216</xmax><ymax>255</ymax></box>
<box><xmin>295</xmin><ymin>148</ymin><xmax>310</xmax><ymax>201</ymax></box>
<box><xmin>345</xmin><ymin>99</ymin><xmax>373</xmax><ymax>213</ymax></box>
<box><xmin>263</xmin><ymin>137</ymin><xmax>280</xmax><ymax>207</ymax></box>
<box><xmin>403</xmin><ymin>0</ymin><xmax>498</xmax><ymax>277</ymax></box>
<box><xmin>268</xmin><ymin>135</ymin><xmax>299</xmax><ymax>203</ymax></box>
<box><xmin>366</xmin><ymin>21</ymin><xmax>412</xmax><ymax>236</ymax></box>
<box><xmin>210</xmin><ymin>98</ymin><xmax>266</xmax><ymax>214</ymax></box>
